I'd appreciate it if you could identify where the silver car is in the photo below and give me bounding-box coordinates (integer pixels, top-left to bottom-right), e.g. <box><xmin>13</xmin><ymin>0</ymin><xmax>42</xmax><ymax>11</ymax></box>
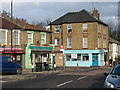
<box><xmin>104</xmin><ymin>64</ymin><xmax>120</xmax><ymax>89</ymax></box>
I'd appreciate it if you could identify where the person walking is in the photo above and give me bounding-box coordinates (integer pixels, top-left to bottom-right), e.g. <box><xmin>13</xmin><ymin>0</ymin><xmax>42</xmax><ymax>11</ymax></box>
<box><xmin>44</xmin><ymin>57</ymin><xmax>47</xmax><ymax>71</ymax></box>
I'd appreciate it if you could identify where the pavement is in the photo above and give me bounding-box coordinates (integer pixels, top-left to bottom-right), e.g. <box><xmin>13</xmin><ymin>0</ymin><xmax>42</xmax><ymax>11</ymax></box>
<box><xmin>0</xmin><ymin>66</ymin><xmax>112</xmax><ymax>82</ymax></box>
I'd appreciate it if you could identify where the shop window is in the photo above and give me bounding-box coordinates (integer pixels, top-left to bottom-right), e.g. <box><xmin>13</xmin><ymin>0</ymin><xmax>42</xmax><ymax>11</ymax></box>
<box><xmin>83</xmin><ymin>54</ymin><xmax>89</xmax><ymax>61</ymax></box>
<box><xmin>78</xmin><ymin>54</ymin><xmax>82</xmax><ymax>61</ymax></box>
<box><xmin>83</xmin><ymin>23</ymin><xmax>88</xmax><ymax>32</ymax></box>
<box><xmin>66</xmin><ymin>54</ymin><xmax>71</xmax><ymax>61</ymax></box>
<box><xmin>55</xmin><ymin>26</ymin><xmax>60</xmax><ymax>33</ymax></box>
<box><xmin>67</xmin><ymin>24</ymin><xmax>72</xmax><ymax>33</ymax></box>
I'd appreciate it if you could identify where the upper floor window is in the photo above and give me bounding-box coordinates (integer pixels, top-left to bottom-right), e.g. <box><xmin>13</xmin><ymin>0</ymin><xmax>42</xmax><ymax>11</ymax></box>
<box><xmin>0</xmin><ymin>30</ymin><xmax>7</xmax><ymax>45</ymax></box>
<box><xmin>28</xmin><ymin>32</ymin><xmax>33</xmax><ymax>44</ymax></box>
<box><xmin>103</xmin><ymin>38</ymin><xmax>106</xmax><ymax>48</ymax></box>
<box><xmin>55</xmin><ymin>39</ymin><xmax>60</xmax><ymax>46</ymax></box>
<box><xmin>83</xmin><ymin>37</ymin><xmax>88</xmax><ymax>48</ymax></box>
<box><xmin>83</xmin><ymin>23</ymin><xmax>88</xmax><ymax>32</ymax></box>
<box><xmin>41</xmin><ymin>33</ymin><xmax>46</xmax><ymax>44</ymax></box>
<box><xmin>98</xmin><ymin>37</ymin><xmax>101</xmax><ymax>48</ymax></box>
<box><xmin>67</xmin><ymin>37</ymin><xmax>72</xmax><ymax>48</ymax></box>
<box><xmin>14</xmin><ymin>30</ymin><xmax>20</xmax><ymax>45</ymax></box>
<box><xmin>67</xmin><ymin>24</ymin><xmax>72</xmax><ymax>33</ymax></box>
<box><xmin>55</xmin><ymin>26</ymin><xmax>60</xmax><ymax>33</ymax></box>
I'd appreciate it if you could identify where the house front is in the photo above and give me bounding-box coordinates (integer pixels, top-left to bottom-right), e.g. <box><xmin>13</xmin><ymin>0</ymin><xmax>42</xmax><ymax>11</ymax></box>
<box><xmin>51</xmin><ymin>9</ymin><xmax>108</xmax><ymax>67</ymax></box>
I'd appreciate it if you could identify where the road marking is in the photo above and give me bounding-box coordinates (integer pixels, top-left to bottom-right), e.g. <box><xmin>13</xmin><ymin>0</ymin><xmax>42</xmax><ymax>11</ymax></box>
<box><xmin>77</xmin><ymin>76</ymin><xmax>87</xmax><ymax>80</ymax></box>
<box><xmin>57</xmin><ymin>80</ymin><xmax>73</xmax><ymax>87</ymax></box>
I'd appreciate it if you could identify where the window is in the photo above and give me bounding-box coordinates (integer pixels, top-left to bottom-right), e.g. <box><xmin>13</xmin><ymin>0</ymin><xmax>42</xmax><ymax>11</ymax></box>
<box><xmin>0</xmin><ymin>30</ymin><xmax>7</xmax><ymax>45</ymax></box>
<box><xmin>78</xmin><ymin>54</ymin><xmax>82</xmax><ymax>61</ymax></box>
<box><xmin>66</xmin><ymin>54</ymin><xmax>71</xmax><ymax>61</ymax></box>
<box><xmin>28</xmin><ymin>32</ymin><xmax>33</xmax><ymax>44</ymax></box>
<box><xmin>14</xmin><ymin>30</ymin><xmax>20</xmax><ymax>45</ymax></box>
<box><xmin>55</xmin><ymin>39</ymin><xmax>60</xmax><ymax>46</ymax></box>
<box><xmin>98</xmin><ymin>24</ymin><xmax>100</xmax><ymax>33</ymax></box>
<box><xmin>83</xmin><ymin>37</ymin><xmax>88</xmax><ymax>48</ymax></box>
<box><xmin>67</xmin><ymin>24</ymin><xmax>72</xmax><ymax>33</ymax></box>
<box><xmin>98</xmin><ymin>37</ymin><xmax>101</xmax><ymax>48</ymax></box>
<box><xmin>103</xmin><ymin>38</ymin><xmax>106</xmax><ymax>48</ymax></box>
<box><xmin>83</xmin><ymin>24</ymin><xmax>88</xmax><ymax>32</ymax></box>
<box><xmin>67</xmin><ymin>38</ymin><xmax>72</xmax><ymax>48</ymax></box>
<box><xmin>83</xmin><ymin>54</ymin><xmax>89</xmax><ymax>61</ymax></box>
<box><xmin>41</xmin><ymin>33</ymin><xmax>46</xmax><ymax>44</ymax></box>
<box><xmin>55</xmin><ymin>26</ymin><xmax>60</xmax><ymax>33</ymax></box>
<box><xmin>16</xmin><ymin>55</ymin><xmax>20</xmax><ymax>61</ymax></box>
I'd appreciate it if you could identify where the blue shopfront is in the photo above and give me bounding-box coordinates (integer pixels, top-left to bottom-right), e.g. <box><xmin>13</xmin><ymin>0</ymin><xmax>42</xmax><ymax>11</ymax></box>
<box><xmin>64</xmin><ymin>50</ymin><xmax>105</xmax><ymax>67</ymax></box>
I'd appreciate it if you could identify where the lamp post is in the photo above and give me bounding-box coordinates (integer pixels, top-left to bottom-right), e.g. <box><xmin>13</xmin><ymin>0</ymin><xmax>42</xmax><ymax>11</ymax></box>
<box><xmin>11</xmin><ymin>0</ymin><xmax>13</xmax><ymax>58</ymax></box>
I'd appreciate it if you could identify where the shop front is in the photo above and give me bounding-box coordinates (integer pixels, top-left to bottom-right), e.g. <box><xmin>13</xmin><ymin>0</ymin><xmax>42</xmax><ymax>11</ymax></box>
<box><xmin>64</xmin><ymin>50</ymin><xmax>105</xmax><ymax>67</ymax></box>
<box><xmin>0</xmin><ymin>48</ymin><xmax>25</xmax><ymax>68</ymax></box>
<box><xmin>25</xmin><ymin>44</ymin><xmax>54</xmax><ymax>71</ymax></box>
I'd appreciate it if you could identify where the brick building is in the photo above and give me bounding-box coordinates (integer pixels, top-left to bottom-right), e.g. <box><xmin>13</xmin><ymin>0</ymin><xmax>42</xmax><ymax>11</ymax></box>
<box><xmin>0</xmin><ymin>14</ymin><xmax>54</xmax><ymax>69</ymax></box>
<box><xmin>51</xmin><ymin>9</ymin><xmax>108</xmax><ymax>67</ymax></box>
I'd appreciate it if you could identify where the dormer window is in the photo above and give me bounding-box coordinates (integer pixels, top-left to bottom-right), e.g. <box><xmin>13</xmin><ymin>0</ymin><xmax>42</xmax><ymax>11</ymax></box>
<box><xmin>67</xmin><ymin>24</ymin><xmax>72</xmax><ymax>33</ymax></box>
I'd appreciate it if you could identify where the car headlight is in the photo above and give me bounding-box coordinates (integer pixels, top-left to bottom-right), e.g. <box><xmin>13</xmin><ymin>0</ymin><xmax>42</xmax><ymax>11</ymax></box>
<box><xmin>106</xmin><ymin>81</ymin><xmax>115</xmax><ymax>88</ymax></box>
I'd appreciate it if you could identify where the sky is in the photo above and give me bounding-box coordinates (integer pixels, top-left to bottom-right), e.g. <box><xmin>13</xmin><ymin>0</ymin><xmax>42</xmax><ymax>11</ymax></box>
<box><xmin>1</xmin><ymin>1</ymin><xmax>119</xmax><ymax>25</ymax></box>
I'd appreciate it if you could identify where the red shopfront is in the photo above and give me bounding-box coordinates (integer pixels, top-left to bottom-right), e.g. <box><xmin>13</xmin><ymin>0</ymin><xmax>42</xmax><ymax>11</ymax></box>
<box><xmin>0</xmin><ymin>48</ymin><xmax>25</xmax><ymax>68</ymax></box>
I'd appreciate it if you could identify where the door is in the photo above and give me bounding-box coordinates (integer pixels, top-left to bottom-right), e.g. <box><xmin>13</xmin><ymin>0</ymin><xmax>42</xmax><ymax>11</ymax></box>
<box><xmin>92</xmin><ymin>55</ymin><xmax>98</xmax><ymax>66</ymax></box>
<box><xmin>53</xmin><ymin>56</ymin><xmax>55</xmax><ymax>67</ymax></box>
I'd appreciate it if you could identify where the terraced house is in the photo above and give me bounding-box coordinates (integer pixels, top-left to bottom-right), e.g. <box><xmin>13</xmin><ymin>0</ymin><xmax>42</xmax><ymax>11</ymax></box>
<box><xmin>0</xmin><ymin>14</ymin><xmax>54</xmax><ymax>69</ymax></box>
<box><xmin>51</xmin><ymin>9</ymin><xmax>108</xmax><ymax>67</ymax></box>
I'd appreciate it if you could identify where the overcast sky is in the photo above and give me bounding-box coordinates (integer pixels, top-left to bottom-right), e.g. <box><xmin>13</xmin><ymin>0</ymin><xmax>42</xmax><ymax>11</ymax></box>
<box><xmin>1</xmin><ymin>1</ymin><xmax>119</xmax><ymax>25</ymax></box>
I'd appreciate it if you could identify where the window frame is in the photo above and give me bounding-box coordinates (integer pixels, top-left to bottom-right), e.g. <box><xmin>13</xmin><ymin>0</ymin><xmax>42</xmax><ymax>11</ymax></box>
<box><xmin>54</xmin><ymin>26</ymin><xmax>60</xmax><ymax>33</ymax></box>
<box><xmin>83</xmin><ymin>37</ymin><xmax>88</xmax><ymax>48</ymax></box>
<box><xmin>13</xmin><ymin>30</ymin><xmax>20</xmax><ymax>45</ymax></box>
<box><xmin>27</xmin><ymin>32</ymin><xmax>33</xmax><ymax>44</ymax></box>
<box><xmin>67</xmin><ymin>24</ymin><xmax>72</xmax><ymax>33</ymax></box>
<box><xmin>67</xmin><ymin>37</ymin><xmax>72</xmax><ymax>48</ymax></box>
<box><xmin>83</xmin><ymin>23</ymin><xmax>88</xmax><ymax>32</ymax></box>
<box><xmin>0</xmin><ymin>29</ymin><xmax>8</xmax><ymax>45</ymax></box>
<box><xmin>55</xmin><ymin>38</ymin><xmax>60</xmax><ymax>46</ymax></box>
<box><xmin>41</xmin><ymin>33</ymin><xmax>46</xmax><ymax>44</ymax></box>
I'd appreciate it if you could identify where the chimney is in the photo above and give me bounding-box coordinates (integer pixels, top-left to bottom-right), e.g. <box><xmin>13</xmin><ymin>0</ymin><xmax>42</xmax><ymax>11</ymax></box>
<box><xmin>93</xmin><ymin>8</ymin><xmax>100</xmax><ymax>19</ymax></box>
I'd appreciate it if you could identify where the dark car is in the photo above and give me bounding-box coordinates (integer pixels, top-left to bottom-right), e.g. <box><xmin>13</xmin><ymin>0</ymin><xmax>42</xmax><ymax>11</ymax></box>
<box><xmin>0</xmin><ymin>56</ymin><xmax>22</xmax><ymax>74</ymax></box>
<box><xmin>104</xmin><ymin>62</ymin><xmax>120</xmax><ymax>89</ymax></box>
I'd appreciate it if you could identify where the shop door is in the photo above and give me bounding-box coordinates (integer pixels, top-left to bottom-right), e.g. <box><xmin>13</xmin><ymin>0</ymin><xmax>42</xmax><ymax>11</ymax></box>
<box><xmin>53</xmin><ymin>56</ymin><xmax>55</xmax><ymax>66</ymax></box>
<box><xmin>92</xmin><ymin>55</ymin><xmax>98</xmax><ymax>66</ymax></box>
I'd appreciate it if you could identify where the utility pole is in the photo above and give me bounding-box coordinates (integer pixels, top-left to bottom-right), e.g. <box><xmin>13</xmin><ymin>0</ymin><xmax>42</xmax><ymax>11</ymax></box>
<box><xmin>11</xmin><ymin>0</ymin><xmax>13</xmax><ymax>58</ymax></box>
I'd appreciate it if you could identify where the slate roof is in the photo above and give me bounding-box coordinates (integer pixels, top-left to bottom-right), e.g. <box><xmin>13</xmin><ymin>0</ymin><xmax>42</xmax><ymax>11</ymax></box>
<box><xmin>109</xmin><ymin>37</ymin><xmax>120</xmax><ymax>44</ymax></box>
<box><xmin>51</xmin><ymin>9</ymin><xmax>108</xmax><ymax>26</ymax></box>
<box><xmin>0</xmin><ymin>17</ymin><xmax>22</xmax><ymax>29</ymax></box>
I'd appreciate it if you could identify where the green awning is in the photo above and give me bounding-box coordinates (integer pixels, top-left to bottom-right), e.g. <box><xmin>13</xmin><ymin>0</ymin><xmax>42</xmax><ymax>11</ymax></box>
<box><xmin>29</xmin><ymin>45</ymin><xmax>53</xmax><ymax>51</ymax></box>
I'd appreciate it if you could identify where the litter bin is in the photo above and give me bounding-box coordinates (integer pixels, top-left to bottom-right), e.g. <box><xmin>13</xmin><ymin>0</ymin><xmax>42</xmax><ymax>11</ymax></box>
<box><xmin>35</xmin><ymin>62</ymin><xmax>42</xmax><ymax>72</ymax></box>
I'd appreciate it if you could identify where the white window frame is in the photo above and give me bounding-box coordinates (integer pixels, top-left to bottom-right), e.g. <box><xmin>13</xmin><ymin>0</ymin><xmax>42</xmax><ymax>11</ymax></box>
<box><xmin>83</xmin><ymin>23</ymin><xmax>88</xmax><ymax>32</ymax></box>
<box><xmin>0</xmin><ymin>29</ymin><xmax>8</xmax><ymax>45</ymax></box>
<box><xmin>103</xmin><ymin>38</ymin><xmax>106</xmax><ymax>48</ymax></box>
<box><xmin>54</xmin><ymin>26</ymin><xmax>60</xmax><ymax>33</ymax></box>
<box><xmin>41</xmin><ymin>33</ymin><xmax>46</xmax><ymax>44</ymax></box>
<box><xmin>67</xmin><ymin>24</ymin><xmax>72</xmax><ymax>33</ymax></box>
<box><xmin>98</xmin><ymin>37</ymin><xmax>101</xmax><ymax>48</ymax></box>
<box><xmin>55</xmin><ymin>39</ymin><xmax>60</xmax><ymax>46</ymax></box>
<box><xmin>13</xmin><ymin>30</ymin><xmax>20</xmax><ymax>45</ymax></box>
<box><xmin>83</xmin><ymin>37</ymin><xmax>88</xmax><ymax>48</ymax></box>
<box><xmin>28</xmin><ymin>32</ymin><xmax>33</xmax><ymax>44</ymax></box>
<box><xmin>67</xmin><ymin>37</ymin><xmax>72</xmax><ymax>48</ymax></box>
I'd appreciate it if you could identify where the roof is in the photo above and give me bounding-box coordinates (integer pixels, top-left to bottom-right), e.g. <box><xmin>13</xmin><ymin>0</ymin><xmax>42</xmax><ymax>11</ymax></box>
<box><xmin>1</xmin><ymin>14</ymin><xmax>52</xmax><ymax>33</ymax></box>
<box><xmin>0</xmin><ymin>17</ymin><xmax>22</xmax><ymax>29</ymax></box>
<box><xmin>51</xmin><ymin>9</ymin><xmax>108</xmax><ymax>26</ymax></box>
<box><xmin>109</xmin><ymin>37</ymin><xmax>120</xmax><ymax>44</ymax></box>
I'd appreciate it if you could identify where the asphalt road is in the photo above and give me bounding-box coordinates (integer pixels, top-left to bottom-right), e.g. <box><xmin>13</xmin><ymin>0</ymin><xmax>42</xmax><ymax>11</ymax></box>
<box><xmin>2</xmin><ymin>72</ymin><xmax>106</xmax><ymax>89</ymax></box>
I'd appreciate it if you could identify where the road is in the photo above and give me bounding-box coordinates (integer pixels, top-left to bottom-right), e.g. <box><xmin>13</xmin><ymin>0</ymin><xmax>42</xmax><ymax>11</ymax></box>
<box><xmin>2</xmin><ymin>72</ymin><xmax>106</xmax><ymax>89</ymax></box>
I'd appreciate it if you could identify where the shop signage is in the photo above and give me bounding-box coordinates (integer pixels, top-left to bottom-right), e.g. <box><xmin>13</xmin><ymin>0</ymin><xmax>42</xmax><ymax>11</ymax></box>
<box><xmin>71</xmin><ymin>54</ymin><xmax>77</xmax><ymax>58</ymax></box>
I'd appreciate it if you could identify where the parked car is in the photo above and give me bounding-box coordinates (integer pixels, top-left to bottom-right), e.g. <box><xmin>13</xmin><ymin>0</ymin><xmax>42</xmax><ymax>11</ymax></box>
<box><xmin>104</xmin><ymin>62</ymin><xmax>120</xmax><ymax>89</ymax></box>
<box><xmin>0</xmin><ymin>56</ymin><xmax>22</xmax><ymax>74</ymax></box>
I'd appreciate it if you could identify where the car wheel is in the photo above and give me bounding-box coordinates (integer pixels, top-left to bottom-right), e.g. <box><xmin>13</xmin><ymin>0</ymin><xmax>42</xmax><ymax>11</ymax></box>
<box><xmin>16</xmin><ymin>68</ymin><xmax>22</xmax><ymax>74</ymax></box>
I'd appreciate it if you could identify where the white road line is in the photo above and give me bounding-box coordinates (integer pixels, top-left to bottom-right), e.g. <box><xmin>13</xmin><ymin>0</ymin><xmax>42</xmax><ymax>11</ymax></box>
<box><xmin>57</xmin><ymin>80</ymin><xmax>73</xmax><ymax>87</ymax></box>
<box><xmin>77</xmin><ymin>76</ymin><xmax>87</xmax><ymax>80</ymax></box>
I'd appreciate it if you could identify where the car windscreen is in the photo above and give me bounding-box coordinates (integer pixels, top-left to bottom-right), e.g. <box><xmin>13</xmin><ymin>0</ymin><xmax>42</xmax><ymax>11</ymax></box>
<box><xmin>110</xmin><ymin>65</ymin><xmax>120</xmax><ymax>75</ymax></box>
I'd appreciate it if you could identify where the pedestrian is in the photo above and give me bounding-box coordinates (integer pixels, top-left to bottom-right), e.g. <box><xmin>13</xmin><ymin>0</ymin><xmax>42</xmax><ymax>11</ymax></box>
<box><xmin>32</xmin><ymin>63</ymin><xmax>34</xmax><ymax>72</ymax></box>
<box><xmin>109</xmin><ymin>59</ymin><xmax>112</xmax><ymax>67</ymax></box>
<box><xmin>44</xmin><ymin>57</ymin><xmax>47</xmax><ymax>71</ymax></box>
<box><xmin>54</xmin><ymin>62</ymin><xmax>56</xmax><ymax>71</ymax></box>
